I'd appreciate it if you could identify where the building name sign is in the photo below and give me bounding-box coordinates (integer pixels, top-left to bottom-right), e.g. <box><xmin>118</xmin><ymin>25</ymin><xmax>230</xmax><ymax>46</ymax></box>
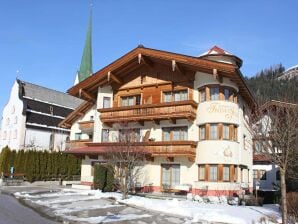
<box><xmin>207</xmin><ymin>102</ymin><xmax>238</xmax><ymax>120</ymax></box>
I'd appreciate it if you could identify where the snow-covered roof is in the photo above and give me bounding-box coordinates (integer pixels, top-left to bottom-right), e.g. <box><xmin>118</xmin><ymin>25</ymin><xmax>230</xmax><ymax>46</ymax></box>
<box><xmin>17</xmin><ymin>79</ymin><xmax>84</xmax><ymax>109</ymax></box>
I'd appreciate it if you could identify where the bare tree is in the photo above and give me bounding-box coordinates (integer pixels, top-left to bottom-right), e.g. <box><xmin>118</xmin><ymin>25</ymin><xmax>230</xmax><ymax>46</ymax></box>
<box><xmin>106</xmin><ymin>124</ymin><xmax>148</xmax><ymax>199</ymax></box>
<box><xmin>250</xmin><ymin>100</ymin><xmax>298</xmax><ymax>224</ymax></box>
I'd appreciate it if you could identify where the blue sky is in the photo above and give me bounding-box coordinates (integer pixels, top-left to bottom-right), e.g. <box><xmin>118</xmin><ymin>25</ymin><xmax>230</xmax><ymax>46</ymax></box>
<box><xmin>0</xmin><ymin>0</ymin><xmax>297</xmax><ymax>114</ymax></box>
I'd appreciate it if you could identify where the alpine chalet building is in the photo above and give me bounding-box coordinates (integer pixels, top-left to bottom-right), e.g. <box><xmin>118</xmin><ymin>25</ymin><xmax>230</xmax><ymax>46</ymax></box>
<box><xmin>60</xmin><ymin>45</ymin><xmax>256</xmax><ymax>196</ymax></box>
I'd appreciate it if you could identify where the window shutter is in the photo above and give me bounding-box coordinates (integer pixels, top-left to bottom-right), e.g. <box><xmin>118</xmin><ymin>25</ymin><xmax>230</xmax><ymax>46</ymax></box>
<box><xmin>206</xmin><ymin>86</ymin><xmax>210</xmax><ymax>101</ymax></box>
<box><xmin>206</xmin><ymin>124</ymin><xmax>210</xmax><ymax>140</ymax></box>
<box><xmin>218</xmin><ymin>124</ymin><xmax>223</xmax><ymax>140</ymax></box>
<box><xmin>218</xmin><ymin>164</ymin><xmax>223</xmax><ymax>181</ymax></box>
<box><xmin>230</xmin><ymin>165</ymin><xmax>234</xmax><ymax>182</ymax></box>
<box><xmin>205</xmin><ymin>164</ymin><xmax>209</xmax><ymax>181</ymax></box>
<box><xmin>229</xmin><ymin>124</ymin><xmax>234</xmax><ymax>140</ymax></box>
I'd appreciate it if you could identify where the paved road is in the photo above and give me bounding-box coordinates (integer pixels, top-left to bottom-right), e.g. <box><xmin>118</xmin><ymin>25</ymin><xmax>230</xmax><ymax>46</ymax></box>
<box><xmin>0</xmin><ymin>191</ymin><xmax>58</xmax><ymax>224</ymax></box>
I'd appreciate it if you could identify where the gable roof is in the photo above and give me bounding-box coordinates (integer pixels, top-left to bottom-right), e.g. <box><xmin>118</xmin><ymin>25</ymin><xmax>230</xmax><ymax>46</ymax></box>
<box><xmin>17</xmin><ymin>79</ymin><xmax>84</xmax><ymax>109</ymax></box>
<box><xmin>67</xmin><ymin>46</ymin><xmax>255</xmax><ymax>105</ymax></box>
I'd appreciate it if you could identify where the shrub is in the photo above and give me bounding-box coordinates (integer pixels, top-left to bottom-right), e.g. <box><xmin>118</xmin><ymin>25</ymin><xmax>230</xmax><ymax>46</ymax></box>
<box><xmin>94</xmin><ymin>164</ymin><xmax>106</xmax><ymax>190</ymax></box>
<box><xmin>93</xmin><ymin>164</ymin><xmax>115</xmax><ymax>192</ymax></box>
<box><xmin>103</xmin><ymin>165</ymin><xmax>114</xmax><ymax>192</ymax></box>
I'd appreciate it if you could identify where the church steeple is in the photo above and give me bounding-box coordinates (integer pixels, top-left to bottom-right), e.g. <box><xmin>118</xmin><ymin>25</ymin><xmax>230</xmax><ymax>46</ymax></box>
<box><xmin>75</xmin><ymin>7</ymin><xmax>93</xmax><ymax>84</ymax></box>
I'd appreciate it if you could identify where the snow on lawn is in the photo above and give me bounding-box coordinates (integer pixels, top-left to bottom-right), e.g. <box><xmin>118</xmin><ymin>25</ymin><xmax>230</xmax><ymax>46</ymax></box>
<box><xmin>14</xmin><ymin>189</ymin><xmax>281</xmax><ymax>224</ymax></box>
<box><xmin>120</xmin><ymin>196</ymin><xmax>281</xmax><ymax>224</ymax></box>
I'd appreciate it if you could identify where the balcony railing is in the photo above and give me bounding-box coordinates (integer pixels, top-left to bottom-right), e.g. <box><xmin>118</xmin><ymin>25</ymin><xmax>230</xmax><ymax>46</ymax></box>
<box><xmin>78</xmin><ymin>120</ymin><xmax>94</xmax><ymax>132</ymax></box>
<box><xmin>65</xmin><ymin>139</ymin><xmax>91</xmax><ymax>150</ymax></box>
<box><xmin>65</xmin><ymin>140</ymin><xmax>197</xmax><ymax>161</ymax></box>
<box><xmin>98</xmin><ymin>100</ymin><xmax>197</xmax><ymax>124</ymax></box>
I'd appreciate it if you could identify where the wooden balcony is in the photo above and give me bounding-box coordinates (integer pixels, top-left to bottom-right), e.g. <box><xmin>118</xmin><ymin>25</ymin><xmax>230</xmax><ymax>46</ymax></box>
<box><xmin>65</xmin><ymin>140</ymin><xmax>91</xmax><ymax>150</ymax></box>
<box><xmin>66</xmin><ymin>140</ymin><xmax>197</xmax><ymax>161</ymax></box>
<box><xmin>98</xmin><ymin>100</ymin><xmax>197</xmax><ymax>124</ymax></box>
<box><xmin>78</xmin><ymin>120</ymin><xmax>94</xmax><ymax>132</ymax></box>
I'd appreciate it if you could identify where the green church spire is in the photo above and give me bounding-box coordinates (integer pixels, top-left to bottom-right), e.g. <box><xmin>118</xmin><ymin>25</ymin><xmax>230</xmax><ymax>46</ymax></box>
<box><xmin>78</xmin><ymin>8</ymin><xmax>93</xmax><ymax>83</ymax></box>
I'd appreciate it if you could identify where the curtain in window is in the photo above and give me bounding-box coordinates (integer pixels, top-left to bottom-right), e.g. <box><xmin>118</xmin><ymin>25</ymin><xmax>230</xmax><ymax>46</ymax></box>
<box><xmin>210</xmin><ymin>165</ymin><xmax>218</xmax><ymax>181</ymax></box>
<box><xmin>210</xmin><ymin>87</ymin><xmax>219</xmax><ymax>100</ymax></box>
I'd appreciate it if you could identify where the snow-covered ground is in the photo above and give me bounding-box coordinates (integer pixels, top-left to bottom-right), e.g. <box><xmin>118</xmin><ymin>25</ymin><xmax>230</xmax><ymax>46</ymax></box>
<box><xmin>14</xmin><ymin>189</ymin><xmax>281</xmax><ymax>224</ymax></box>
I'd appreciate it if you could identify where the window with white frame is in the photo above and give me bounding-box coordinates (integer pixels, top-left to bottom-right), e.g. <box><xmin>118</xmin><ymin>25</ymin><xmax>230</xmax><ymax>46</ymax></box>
<box><xmin>199</xmin><ymin>165</ymin><xmax>205</xmax><ymax>180</ymax></box>
<box><xmin>223</xmin><ymin>165</ymin><xmax>230</xmax><ymax>181</ymax></box>
<box><xmin>223</xmin><ymin>124</ymin><xmax>230</xmax><ymax>140</ymax></box>
<box><xmin>210</xmin><ymin>87</ymin><xmax>219</xmax><ymax>100</ymax></box>
<box><xmin>210</xmin><ymin>124</ymin><xmax>218</xmax><ymax>140</ymax></box>
<box><xmin>209</xmin><ymin>165</ymin><xmax>218</xmax><ymax>181</ymax></box>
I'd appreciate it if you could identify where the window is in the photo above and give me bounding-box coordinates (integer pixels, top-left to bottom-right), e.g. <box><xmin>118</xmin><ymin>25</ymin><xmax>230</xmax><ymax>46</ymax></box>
<box><xmin>101</xmin><ymin>129</ymin><xmax>109</xmax><ymax>142</ymax></box>
<box><xmin>119</xmin><ymin>128</ymin><xmax>140</xmax><ymax>142</ymax></box>
<box><xmin>199</xmin><ymin>165</ymin><xmax>205</xmax><ymax>180</ymax></box>
<box><xmin>90</xmin><ymin>116</ymin><xmax>94</xmax><ymax>121</ymax></box>
<box><xmin>161</xmin><ymin>164</ymin><xmax>180</xmax><ymax>189</ymax></box>
<box><xmin>253</xmin><ymin>170</ymin><xmax>258</xmax><ymax>179</ymax></box>
<box><xmin>163</xmin><ymin>92</ymin><xmax>172</xmax><ymax>103</ymax></box>
<box><xmin>199</xmin><ymin>88</ymin><xmax>206</xmax><ymax>102</ymax></box>
<box><xmin>209</xmin><ymin>165</ymin><xmax>218</xmax><ymax>181</ymax></box>
<box><xmin>162</xmin><ymin>126</ymin><xmax>188</xmax><ymax>141</ymax></box>
<box><xmin>11</xmin><ymin>106</ymin><xmax>15</xmax><ymax>114</ymax></box>
<box><xmin>163</xmin><ymin>90</ymin><xmax>188</xmax><ymax>103</ymax></box>
<box><xmin>75</xmin><ymin>133</ymin><xmax>81</xmax><ymax>140</ymax></box>
<box><xmin>174</xmin><ymin>90</ymin><xmax>188</xmax><ymax>101</ymax></box>
<box><xmin>224</xmin><ymin>89</ymin><xmax>230</xmax><ymax>101</ymax></box>
<box><xmin>276</xmin><ymin>170</ymin><xmax>280</xmax><ymax>181</ymax></box>
<box><xmin>260</xmin><ymin>170</ymin><xmax>267</xmax><ymax>180</ymax></box>
<box><xmin>233</xmin><ymin>126</ymin><xmax>238</xmax><ymax>141</ymax></box>
<box><xmin>223</xmin><ymin>165</ymin><xmax>230</xmax><ymax>181</ymax></box>
<box><xmin>88</xmin><ymin>134</ymin><xmax>93</xmax><ymax>140</ymax></box>
<box><xmin>223</xmin><ymin>124</ymin><xmax>230</xmax><ymax>140</ymax></box>
<box><xmin>13</xmin><ymin>130</ymin><xmax>17</xmax><ymax>139</ymax></box>
<box><xmin>210</xmin><ymin>124</ymin><xmax>218</xmax><ymax>140</ymax></box>
<box><xmin>210</xmin><ymin>87</ymin><xmax>219</xmax><ymax>100</ymax></box>
<box><xmin>199</xmin><ymin>125</ymin><xmax>206</xmax><ymax>140</ymax></box>
<box><xmin>14</xmin><ymin>116</ymin><xmax>18</xmax><ymax>124</ymax></box>
<box><xmin>121</xmin><ymin>95</ymin><xmax>141</xmax><ymax>106</ymax></box>
<box><xmin>103</xmin><ymin>97</ymin><xmax>111</xmax><ymax>109</ymax></box>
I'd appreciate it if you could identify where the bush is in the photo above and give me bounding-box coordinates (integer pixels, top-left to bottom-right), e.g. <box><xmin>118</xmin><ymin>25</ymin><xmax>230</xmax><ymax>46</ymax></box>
<box><xmin>94</xmin><ymin>164</ymin><xmax>106</xmax><ymax>190</ymax></box>
<box><xmin>93</xmin><ymin>164</ymin><xmax>114</xmax><ymax>192</ymax></box>
<box><xmin>104</xmin><ymin>165</ymin><xmax>114</xmax><ymax>192</ymax></box>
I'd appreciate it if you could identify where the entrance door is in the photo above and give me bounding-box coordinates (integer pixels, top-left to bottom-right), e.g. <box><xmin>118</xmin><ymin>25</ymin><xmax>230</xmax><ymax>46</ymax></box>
<box><xmin>161</xmin><ymin>164</ymin><xmax>180</xmax><ymax>190</ymax></box>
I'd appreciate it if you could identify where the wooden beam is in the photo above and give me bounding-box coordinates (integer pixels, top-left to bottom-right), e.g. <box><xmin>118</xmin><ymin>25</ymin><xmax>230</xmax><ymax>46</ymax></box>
<box><xmin>138</xmin><ymin>53</ymin><xmax>154</xmax><ymax>68</ymax></box>
<box><xmin>172</xmin><ymin>60</ymin><xmax>194</xmax><ymax>81</ymax></box>
<box><xmin>79</xmin><ymin>89</ymin><xmax>96</xmax><ymax>103</ymax></box>
<box><xmin>108</xmin><ymin>71</ymin><xmax>122</xmax><ymax>85</ymax></box>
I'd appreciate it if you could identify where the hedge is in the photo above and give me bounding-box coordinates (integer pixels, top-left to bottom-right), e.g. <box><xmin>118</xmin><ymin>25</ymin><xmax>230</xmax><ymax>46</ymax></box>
<box><xmin>0</xmin><ymin>147</ymin><xmax>81</xmax><ymax>182</ymax></box>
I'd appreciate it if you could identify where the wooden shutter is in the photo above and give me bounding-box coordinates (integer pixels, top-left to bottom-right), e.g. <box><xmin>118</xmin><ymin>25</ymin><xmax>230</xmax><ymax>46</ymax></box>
<box><xmin>218</xmin><ymin>164</ymin><xmax>223</xmax><ymax>181</ymax></box>
<box><xmin>206</xmin><ymin>86</ymin><xmax>210</xmax><ymax>101</ymax></box>
<box><xmin>219</xmin><ymin>86</ymin><xmax>224</xmax><ymax>100</ymax></box>
<box><xmin>234</xmin><ymin>126</ymin><xmax>238</xmax><ymax>141</ymax></box>
<box><xmin>230</xmin><ymin>165</ymin><xmax>234</xmax><ymax>182</ymax></box>
<box><xmin>206</xmin><ymin>124</ymin><xmax>210</xmax><ymax>140</ymax></box>
<box><xmin>218</xmin><ymin>124</ymin><xmax>223</xmax><ymax>140</ymax></box>
<box><xmin>229</xmin><ymin>124</ymin><xmax>234</xmax><ymax>140</ymax></box>
<box><xmin>205</xmin><ymin>164</ymin><xmax>209</xmax><ymax>181</ymax></box>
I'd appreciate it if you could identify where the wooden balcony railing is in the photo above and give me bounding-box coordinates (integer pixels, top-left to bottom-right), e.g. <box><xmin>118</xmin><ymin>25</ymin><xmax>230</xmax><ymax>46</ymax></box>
<box><xmin>65</xmin><ymin>140</ymin><xmax>91</xmax><ymax>150</ymax></box>
<box><xmin>78</xmin><ymin>120</ymin><xmax>94</xmax><ymax>132</ymax></box>
<box><xmin>98</xmin><ymin>100</ymin><xmax>197</xmax><ymax>124</ymax></box>
<box><xmin>66</xmin><ymin>140</ymin><xmax>197</xmax><ymax>161</ymax></box>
